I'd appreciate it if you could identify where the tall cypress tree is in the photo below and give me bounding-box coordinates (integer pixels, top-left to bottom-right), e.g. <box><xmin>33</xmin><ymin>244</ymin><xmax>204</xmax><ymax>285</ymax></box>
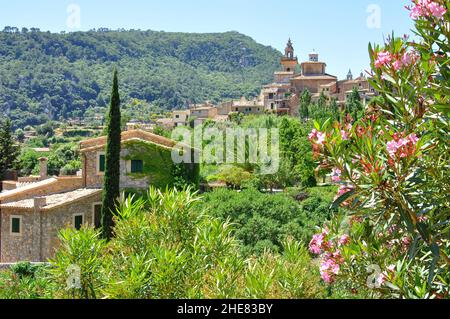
<box><xmin>0</xmin><ymin>119</ymin><xmax>19</xmax><ymax>181</ymax></box>
<box><xmin>101</xmin><ymin>69</ymin><xmax>121</xmax><ymax>239</ymax></box>
<box><xmin>299</xmin><ymin>89</ymin><xmax>311</xmax><ymax>120</ymax></box>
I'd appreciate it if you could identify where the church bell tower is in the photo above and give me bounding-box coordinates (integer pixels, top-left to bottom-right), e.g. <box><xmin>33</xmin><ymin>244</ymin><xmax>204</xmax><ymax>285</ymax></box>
<box><xmin>281</xmin><ymin>38</ymin><xmax>298</xmax><ymax>72</ymax></box>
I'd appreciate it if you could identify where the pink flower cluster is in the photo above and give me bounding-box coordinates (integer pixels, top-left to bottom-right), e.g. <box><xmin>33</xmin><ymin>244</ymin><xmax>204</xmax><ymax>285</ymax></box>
<box><xmin>409</xmin><ymin>0</ymin><xmax>447</xmax><ymax>20</ymax></box>
<box><xmin>386</xmin><ymin>133</ymin><xmax>419</xmax><ymax>159</ymax></box>
<box><xmin>374</xmin><ymin>50</ymin><xmax>418</xmax><ymax>70</ymax></box>
<box><xmin>334</xmin><ymin>184</ymin><xmax>355</xmax><ymax>205</ymax></box>
<box><xmin>377</xmin><ymin>264</ymin><xmax>396</xmax><ymax>287</ymax></box>
<box><xmin>308</xmin><ymin>129</ymin><xmax>326</xmax><ymax>145</ymax></box>
<box><xmin>331</xmin><ymin>168</ymin><xmax>342</xmax><ymax>183</ymax></box>
<box><xmin>309</xmin><ymin>229</ymin><xmax>351</xmax><ymax>284</ymax></box>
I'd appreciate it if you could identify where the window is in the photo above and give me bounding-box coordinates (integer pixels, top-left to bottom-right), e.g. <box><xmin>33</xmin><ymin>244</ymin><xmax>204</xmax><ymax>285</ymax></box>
<box><xmin>175</xmin><ymin>115</ymin><xmax>180</xmax><ymax>118</ymax></box>
<box><xmin>92</xmin><ymin>203</ymin><xmax>102</xmax><ymax>229</ymax></box>
<box><xmin>131</xmin><ymin>160</ymin><xmax>144</xmax><ymax>173</ymax></box>
<box><xmin>10</xmin><ymin>216</ymin><xmax>22</xmax><ymax>235</ymax></box>
<box><xmin>98</xmin><ymin>153</ymin><xmax>106</xmax><ymax>173</ymax></box>
<box><xmin>73</xmin><ymin>214</ymin><xmax>84</xmax><ymax>230</ymax></box>
<box><xmin>268</xmin><ymin>93</ymin><xmax>274</xmax><ymax>99</ymax></box>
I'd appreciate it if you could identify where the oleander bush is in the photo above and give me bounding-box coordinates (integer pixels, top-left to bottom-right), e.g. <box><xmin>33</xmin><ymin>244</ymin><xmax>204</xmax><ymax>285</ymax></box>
<box><xmin>308</xmin><ymin>0</ymin><xmax>449</xmax><ymax>299</ymax></box>
<box><xmin>44</xmin><ymin>187</ymin><xmax>326</xmax><ymax>299</ymax></box>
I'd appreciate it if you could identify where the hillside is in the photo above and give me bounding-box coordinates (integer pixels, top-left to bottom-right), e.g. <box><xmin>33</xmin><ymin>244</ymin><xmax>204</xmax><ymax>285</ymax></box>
<box><xmin>0</xmin><ymin>28</ymin><xmax>281</xmax><ymax>128</ymax></box>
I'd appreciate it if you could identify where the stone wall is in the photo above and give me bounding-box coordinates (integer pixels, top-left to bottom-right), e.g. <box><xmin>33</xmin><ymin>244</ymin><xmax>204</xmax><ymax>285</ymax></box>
<box><xmin>0</xmin><ymin>192</ymin><xmax>102</xmax><ymax>263</ymax></box>
<box><xmin>83</xmin><ymin>147</ymin><xmax>150</xmax><ymax>190</ymax></box>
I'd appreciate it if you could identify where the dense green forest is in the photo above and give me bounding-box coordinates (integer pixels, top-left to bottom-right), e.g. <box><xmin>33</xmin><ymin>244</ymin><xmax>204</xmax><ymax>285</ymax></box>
<box><xmin>0</xmin><ymin>28</ymin><xmax>281</xmax><ymax>128</ymax></box>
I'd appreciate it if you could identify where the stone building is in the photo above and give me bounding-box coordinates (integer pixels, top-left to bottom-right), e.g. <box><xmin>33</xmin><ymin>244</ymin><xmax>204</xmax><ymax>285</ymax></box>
<box><xmin>0</xmin><ymin>130</ymin><xmax>198</xmax><ymax>263</ymax></box>
<box><xmin>261</xmin><ymin>39</ymin><xmax>377</xmax><ymax>116</ymax></box>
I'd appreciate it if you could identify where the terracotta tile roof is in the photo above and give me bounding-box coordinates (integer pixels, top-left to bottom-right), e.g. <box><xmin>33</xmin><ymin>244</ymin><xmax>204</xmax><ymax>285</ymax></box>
<box><xmin>79</xmin><ymin>129</ymin><xmax>176</xmax><ymax>153</ymax></box>
<box><xmin>291</xmin><ymin>74</ymin><xmax>337</xmax><ymax>81</ymax></box>
<box><xmin>0</xmin><ymin>188</ymin><xmax>102</xmax><ymax>211</ymax></box>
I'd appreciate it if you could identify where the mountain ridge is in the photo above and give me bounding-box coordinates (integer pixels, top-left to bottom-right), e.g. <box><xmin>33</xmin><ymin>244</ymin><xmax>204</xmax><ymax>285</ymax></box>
<box><xmin>0</xmin><ymin>28</ymin><xmax>281</xmax><ymax>127</ymax></box>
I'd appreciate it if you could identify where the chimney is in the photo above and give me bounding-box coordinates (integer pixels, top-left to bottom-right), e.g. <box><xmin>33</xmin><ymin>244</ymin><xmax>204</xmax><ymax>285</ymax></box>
<box><xmin>33</xmin><ymin>197</ymin><xmax>46</xmax><ymax>210</ymax></box>
<box><xmin>39</xmin><ymin>157</ymin><xmax>48</xmax><ymax>180</ymax></box>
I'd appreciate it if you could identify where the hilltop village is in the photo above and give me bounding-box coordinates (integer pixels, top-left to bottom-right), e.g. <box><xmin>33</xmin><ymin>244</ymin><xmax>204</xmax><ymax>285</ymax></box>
<box><xmin>166</xmin><ymin>39</ymin><xmax>376</xmax><ymax>127</ymax></box>
<box><xmin>0</xmin><ymin>39</ymin><xmax>377</xmax><ymax>264</ymax></box>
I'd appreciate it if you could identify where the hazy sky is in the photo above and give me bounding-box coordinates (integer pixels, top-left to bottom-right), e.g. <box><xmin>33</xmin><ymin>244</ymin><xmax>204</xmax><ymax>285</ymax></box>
<box><xmin>0</xmin><ymin>0</ymin><xmax>414</xmax><ymax>78</ymax></box>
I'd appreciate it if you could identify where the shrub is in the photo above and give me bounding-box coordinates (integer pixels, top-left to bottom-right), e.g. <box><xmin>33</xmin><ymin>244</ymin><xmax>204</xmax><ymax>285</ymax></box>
<box><xmin>0</xmin><ymin>263</ymin><xmax>55</xmax><ymax>299</ymax></box>
<box><xmin>44</xmin><ymin>187</ymin><xmax>326</xmax><ymax>299</ymax></box>
<box><xmin>198</xmin><ymin>187</ymin><xmax>331</xmax><ymax>255</ymax></box>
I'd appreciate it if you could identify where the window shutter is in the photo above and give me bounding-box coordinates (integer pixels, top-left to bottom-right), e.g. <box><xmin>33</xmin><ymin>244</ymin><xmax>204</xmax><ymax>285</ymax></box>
<box><xmin>11</xmin><ymin>218</ymin><xmax>21</xmax><ymax>233</ymax></box>
<box><xmin>99</xmin><ymin>155</ymin><xmax>106</xmax><ymax>172</ymax></box>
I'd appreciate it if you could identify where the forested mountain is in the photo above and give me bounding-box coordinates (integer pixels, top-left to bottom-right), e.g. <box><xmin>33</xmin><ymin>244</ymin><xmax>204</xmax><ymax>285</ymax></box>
<box><xmin>0</xmin><ymin>28</ymin><xmax>281</xmax><ymax>128</ymax></box>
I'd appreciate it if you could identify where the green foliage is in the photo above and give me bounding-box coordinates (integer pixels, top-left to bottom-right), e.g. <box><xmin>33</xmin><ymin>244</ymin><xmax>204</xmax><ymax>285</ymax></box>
<box><xmin>215</xmin><ymin>165</ymin><xmax>253</xmax><ymax>189</ymax></box>
<box><xmin>35</xmin><ymin>122</ymin><xmax>55</xmax><ymax>138</ymax></box>
<box><xmin>47</xmin><ymin>143</ymin><xmax>80</xmax><ymax>176</ymax></box>
<box><xmin>299</xmin><ymin>89</ymin><xmax>311</xmax><ymax>120</ymax></box>
<box><xmin>123</xmin><ymin>140</ymin><xmax>200</xmax><ymax>189</ymax></box>
<box><xmin>345</xmin><ymin>87</ymin><xmax>363</xmax><ymax>120</ymax></box>
<box><xmin>41</xmin><ymin>187</ymin><xmax>325</xmax><ymax>299</ymax></box>
<box><xmin>0</xmin><ymin>119</ymin><xmax>19</xmax><ymax>179</ymax></box>
<box><xmin>18</xmin><ymin>148</ymin><xmax>42</xmax><ymax>176</ymax></box>
<box><xmin>49</xmin><ymin>227</ymin><xmax>107</xmax><ymax>299</ymax></box>
<box><xmin>0</xmin><ymin>29</ymin><xmax>280</xmax><ymax>128</ymax></box>
<box><xmin>0</xmin><ymin>263</ymin><xmax>55</xmax><ymax>299</ymax></box>
<box><xmin>198</xmin><ymin>187</ymin><xmax>332</xmax><ymax>255</ymax></box>
<box><xmin>101</xmin><ymin>70</ymin><xmax>122</xmax><ymax>240</ymax></box>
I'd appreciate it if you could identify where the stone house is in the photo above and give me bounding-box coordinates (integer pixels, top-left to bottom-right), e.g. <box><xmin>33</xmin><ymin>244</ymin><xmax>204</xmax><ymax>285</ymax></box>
<box><xmin>0</xmin><ymin>130</ymin><xmax>199</xmax><ymax>263</ymax></box>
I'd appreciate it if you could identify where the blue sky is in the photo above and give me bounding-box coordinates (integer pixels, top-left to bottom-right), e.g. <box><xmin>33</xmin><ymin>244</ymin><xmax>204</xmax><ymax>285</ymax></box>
<box><xmin>0</xmin><ymin>0</ymin><xmax>414</xmax><ymax>78</ymax></box>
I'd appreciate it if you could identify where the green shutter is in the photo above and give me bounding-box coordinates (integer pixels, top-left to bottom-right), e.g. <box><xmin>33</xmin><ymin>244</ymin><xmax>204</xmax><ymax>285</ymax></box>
<box><xmin>131</xmin><ymin>160</ymin><xmax>143</xmax><ymax>173</ymax></box>
<box><xmin>99</xmin><ymin>155</ymin><xmax>105</xmax><ymax>172</ymax></box>
<box><xmin>74</xmin><ymin>215</ymin><xmax>83</xmax><ymax>230</ymax></box>
<box><xmin>11</xmin><ymin>218</ymin><xmax>21</xmax><ymax>233</ymax></box>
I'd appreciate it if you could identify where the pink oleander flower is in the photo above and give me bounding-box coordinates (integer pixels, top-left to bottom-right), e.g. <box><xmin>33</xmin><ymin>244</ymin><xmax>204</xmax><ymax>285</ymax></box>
<box><xmin>337</xmin><ymin>185</ymin><xmax>353</xmax><ymax>196</ymax></box>
<box><xmin>409</xmin><ymin>0</ymin><xmax>447</xmax><ymax>20</ymax></box>
<box><xmin>308</xmin><ymin>129</ymin><xmax>318</xmax><ymax>141</ymax></box>
<box><xmin>387</xmin><ymin>264</ymin><xmax>396</xmax><ymax>272</ymax></box>
<box><xmin>316</xmin><ymin>132</ymin><xmax>326</xmax><ymax>145</ymax></box>
<box><xmin>386</xmin><ymin>140</ymin><xmax>399</xmax><ymax>156</ymax></box>
<box><xmin>393</xmin><ymin>60</ymin><xmax>403</xmax><ymax>71</ymax></box>
<box><xmin>320</xmin><ymin>271</ymin><xmax>334</xmax><ymax>284</ymax></box>
<box><xmin>377</xmin><ymin>272</ymin><xmax>388</xmax><ymax>286</ymax></box>
<box><xmin>374</xmin><ymin>51</ymin><xmax>392</xmax><ymax>68</ymax></box>
<box><xmin>401</xmin><ymin>51</ymin><xmax>413</xmax><ymax>66</ymax></box>
<box><xmin>408</xmin><ymin>133</ymin><xmax>419</xmax><ymax>144</ymax></box>
<box><xmin>338</xmin><ymin>234</ymin><xmax>350</xmax><ymax>246</ymax></box>
<box><xmin>309</xmin><ymin>233</ymin><xmax>325</xmax><ymax>254</ymax></box>
<box><xmin>402</xmin><ymin>236</ymin><xmax>412</xmax><ymax>246</ymax></box>
<box><xmin>340</xmin><ymin>130</ymin><xmax>349</xmax><ymax>141</ymax></box>
<box><xmin>428</xmin><ymin>2</ymin><xmax>447</xmax><ymax>19</ymax></box>
<box><xmin>386</xmin><ymin>133</ymin><xmax>419</xmax><ymax>158</ymax></box>
<box><xmin>331</xmin><ymin>168</ymin><xmax>342</xmax><ymax>183</ymax></box>
<box><xmin>308</xmin><ymin>129</ymin><xmax>326</xmax><ymax>145</ymax></box>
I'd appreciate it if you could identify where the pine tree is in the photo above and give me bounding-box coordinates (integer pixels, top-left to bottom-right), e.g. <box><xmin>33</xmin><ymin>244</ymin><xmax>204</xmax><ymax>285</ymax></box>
<box><xmin>101</xmin><ymin>69</ymin><xmax>121</xmax><ymax>240</ymax></box>
<box><xmin>0</xmin><ymin>119</ymin><xmax>19</xmax><ymax>180</ymax></box>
